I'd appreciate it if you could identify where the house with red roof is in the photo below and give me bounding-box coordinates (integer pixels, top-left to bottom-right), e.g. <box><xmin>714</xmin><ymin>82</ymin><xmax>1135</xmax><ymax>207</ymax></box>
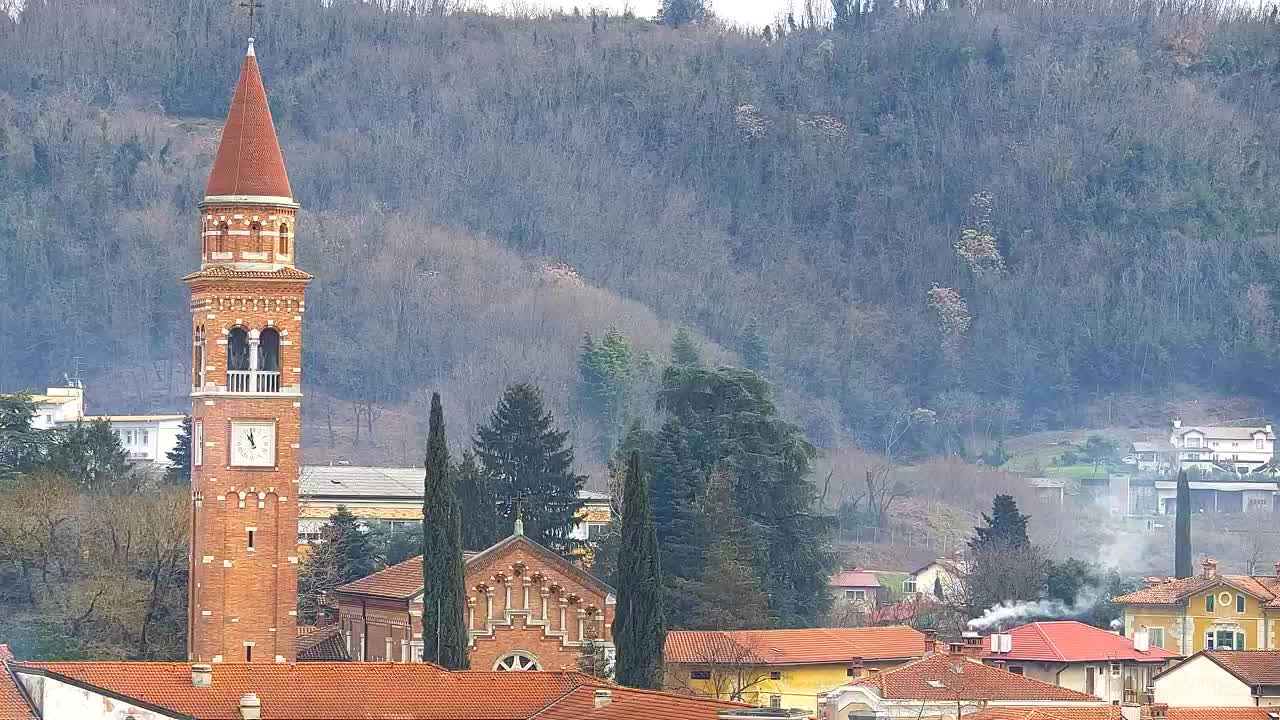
<box><xmin>819</xmin><ymin>636</ymin><xmax>1108</xmax><ymax>720</ymax></box>
<box><xmin>828</xmin><ymin>569</ymin><xmax>887</xmax><ymax>609</ymax></box>
<box><xmin>2</xmin><ymin>655</ymin><xmax>756</xmax><ymax>720</ymax></box>
<box><xmin>664</xmin><ymin>626</ymin><xmax>926</xmax><ymax>715</ymax></box>
<box><xmin>1151</xmin><ymin>649</ymin><xmax>1280</xmax><ymax>707</ymax></box>
<box><xmin>981</xmin><ymin>621</ymin><xmax>1178</xmax><ymax>705</ymax></box>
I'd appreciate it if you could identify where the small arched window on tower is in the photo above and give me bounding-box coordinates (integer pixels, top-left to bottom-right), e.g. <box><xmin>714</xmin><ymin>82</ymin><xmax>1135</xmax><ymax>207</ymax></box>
<box><xmin>278</xmin><ymin>223</ymin><xmax>290</xmax><ymax>256</ymax></box>
<box><xmin>192</xmin><ymin>325</ymin><xmax>206</xmax><ymax>389</ymax></box>
<box><xmin>227</xmin><ymin>327</ymin><xmax>250</xmax><ymax>392</ymax></box>
<box><xmin>250</xmin><ymin>222</ymin><xmax>264</xmax><ymax>254</ymax></box>
<box><xmin>216</xmin><ymin>222</ymin><xmax>229</xmax><ymax>254</ymax></box>
<box><xmin>258</xmin><ymin>328</ymin><xmax>281</xmax><ymax>393</ymax></box>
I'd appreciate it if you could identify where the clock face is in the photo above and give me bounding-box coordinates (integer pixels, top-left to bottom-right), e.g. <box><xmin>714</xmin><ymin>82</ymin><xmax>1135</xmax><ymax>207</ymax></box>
<box><xmin>230</xmin><ymin>421</ymin><xmax>276</xmax><ymax>467</ymax></box>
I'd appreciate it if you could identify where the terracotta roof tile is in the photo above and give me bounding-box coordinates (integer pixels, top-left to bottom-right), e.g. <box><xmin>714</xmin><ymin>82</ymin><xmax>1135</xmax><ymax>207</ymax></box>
<box><xmin>967</xmin><ymin>708</ymin><xmax>1124</xmax><ymax>720</ymax></box>
<box><xmin>664</xmin><ymin>626</ymin><xmax>925</xmax><ymax>666</ymax></box>
<box><xmin>830</xmin><ymin>569</ymin><xmax>882</xmax><ymax>588</ymax></box>
<box><xmin>1149</xmin><ymin>709</ymin><xmax>1280</xmax><ymax>720</ymax></box>
<box><xmin>1198</xmin><ymin>649</ymin><xmax>1280</xmax><ymax>684</ymax></box>
<box><xmin>982</xmin><ymin>621</ymin><xmax>1179</xmax><ymax>663</ymax></box>
<box><xmin>183</xmin><ymin>266</ymin><xmax>314</xmax><ymax>282</ymax></box>
<box><xmin>854</xmin><ymin>654</ymin><xmax>1100</xmax><ymax>701</ymax></box>
<box><xmin>296</xmin><ymin>625</ymin><xmax>350</xmax><ymax>662</ymax></box>
<box><xmin>0</xmin><ymin>652</ymin><xmax>35</xmax><ymax>720</ymax></box>
<box><xmin>1114</xmin><ymin>574</ymin><xmax>1280</xmax><ymax>606</ymax></box>
<box><xmin>531</xmin><ymin>684</ymin><xmax>749</xmax><ymax>719</ymax></box>
<box><xmin>205</xmin><ymin>44</ymin><xmax>293</xmax><ymax>199</ymax></box>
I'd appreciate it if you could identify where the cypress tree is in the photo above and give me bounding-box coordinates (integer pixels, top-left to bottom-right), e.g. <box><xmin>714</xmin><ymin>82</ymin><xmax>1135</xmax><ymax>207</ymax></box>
<box><xmin>474</xmin><ymin>383</ymin><xmax>586</xmax><ymax>556</ymax></box>
<box><xmin>456</xmin><ymin>449</ymin><xmax>501</xmax><ymax>551</ymax></box>
<box><xmin>1175</xmin><ymin>470</ymin><xmax>1192</xmax><ymax>579</ymax></box>
<box><xmin>613</xmin><ymin>451</ymin><xmax>665</xmax><ymax>689</ymax></box>
<box><xmin>421</xmin><ymin>393</ymin><xmax>468</xmax><ymax>669</ymax></box>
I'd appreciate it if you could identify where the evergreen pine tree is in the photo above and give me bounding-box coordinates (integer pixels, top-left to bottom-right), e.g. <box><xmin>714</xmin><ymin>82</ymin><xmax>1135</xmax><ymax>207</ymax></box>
<box><xmin>456</xmin><ymin>450</ymin><xmax>501</xmax><ymax>551</ymax></box>
<box><xmin>613</xmin><ymin>451</ymin><xmax>665</xmax><ymax>688</ymax></box>
<box><xmin>1175</xmin><ymin>470</ymin><xmax>1192</xmax><ymax>579</ymax></box>
<box><xmin>0</xmin><ymin>392</ymin><xmax>42</xmax><ymax>479</ymax></box>
<box><xmin>656</xmin><ymin>0</ymin><xmax>707</xmax><ymax>27</ymax></box>
<box><xmin>933</xmin><ymin>575</ymin><xmax>944</xmax><ymax>600</ymax></box>
<box><xmin>647</xmin><ymin>418</ymin><xmax>705</xmax><ymax>622</ymax></box>
<box><xmin>474</xmin><ymin>383</ymin><xmax>586</xmax><ymax>556</ymax></box>
<box><xmin>670</xmin><ymin>327</ymin><xmax>703</xmax><ymax>368</ymax></box>
<box><xmin>324</xmin><ymin>505</ymin><xmax>381</xmax><ymax>585</ymax></box>
<box><xmin>44</xmin><ymin>419</ymin><xmax>133</xmax><ymax>493</ymax></box>
<box><xmin>577</xmin><ymin>327</ymin><xmax>635</xmax><ymax>454</ymax></box>
<box><xmin>421</xmin><ymin>393</ymin><xmax>469</xmax><ymax>669</ymax></box>
<box><xmin>690</xmin><ymin>469</ymin><xmax>770</xmax><ymax>630</ymax></box>
<box><xmin>165</xmin><ymin>415</ymin><xmax>192</xmax><ymax>484</ymax></box>
<box><xmin>738</xmin><ymin>320</ymin><xmax>769</xmax><ymax>374</ymax></box>
<box><xmin>970</xmin><ymin>494</ymin><xmax>1030</xmax><ymax>550</ymax></box>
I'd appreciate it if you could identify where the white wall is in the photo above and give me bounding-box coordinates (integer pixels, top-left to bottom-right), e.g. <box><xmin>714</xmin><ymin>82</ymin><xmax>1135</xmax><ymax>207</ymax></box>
<box><xmin>15</xmin><ymin>671</ymin><xmax>182</xmax><ymax>720</ymax></box>
<box><xmin>1153</xmin><ymin>655</ymin><xmax>1255</xmax><ymax>706</ymax></box>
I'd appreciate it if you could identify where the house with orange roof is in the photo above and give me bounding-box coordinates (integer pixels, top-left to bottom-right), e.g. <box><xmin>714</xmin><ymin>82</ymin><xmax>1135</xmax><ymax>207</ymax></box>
<box><xmin>1143</xmin><ymin>706</ymin><xmax>1280</xmax><ymax>720</ymax></box>
<box><xmin>664</xmin><ymin>626</ymin><xmax>927</xmax><ymax>714</ymax></box>
<box><xmin>818</xmin><ymin>635</ymin><xmax>1108</xmax><ymax>720</ymax></box>
<box><xmin>3</xmin><ymin>655</ymin><xmax>757</xmax><ymax>720</ymax></box>
<box><xmin>966</xmin><ymin>707</ymin><xmax>1129</xmax><ymax>720</ymax></box>
<box><xmin>1114</xmin><ymin>559</ymin><xmax>1280</xmax><ymax>655</ymax></box>
<box><xmin>333</xmin><ymin>520</ymin><xmax>614</xmax><ymax>674</ymax></box>
<box><xmin>980</xmin><ymin>621</ymin><xmax>1178</xmax><ymax>705</ymax></box>
<box><xmin>1151</xmin><ymin>648</ymin><xmax>1280</xmax><ymax>707</ymax></box>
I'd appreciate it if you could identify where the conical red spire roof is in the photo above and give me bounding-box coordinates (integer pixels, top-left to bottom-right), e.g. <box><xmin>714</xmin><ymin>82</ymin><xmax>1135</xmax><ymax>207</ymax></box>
<box><xmin>205</xmin><ymin>40</ymin><xmax>293</xmax><ymax>200</ymax></box>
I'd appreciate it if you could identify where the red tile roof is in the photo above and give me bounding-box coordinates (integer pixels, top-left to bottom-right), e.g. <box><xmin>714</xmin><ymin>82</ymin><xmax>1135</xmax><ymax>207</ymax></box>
<box><xmin>982</xmin><ymin>621</ymin><xmax>1179</xmax><ymax>663</ymax></box>
<box><xmin>14</xmin><ymin>661</ymin><xmax>740</xmax><ymax>720</ymax></box>
<box><xmin>854</xmin><ymin>654</ymin><xmax>1101</xmax><ymax>701</ymax></box>
<box><xmin>1192</xmin><ymin>649</ymin><xmax>1280</xmax><ymax>685</ymax></box>
<box><xmin>664</xmin><ymin>626</ymin><xmax>925</xmax><ymax>666</ymax></box>
<box><xmin>205</xmin><ymin>42</ymin><xmax>293</xmax><ymax>199</ymax></box>
<box><xmin>336</xmin><ymin>536</ymin><xmax>609</xmax><ymax>601</ymax></box>
<box><xmin>830</xmin><ymin>569</ymin><xmax>882</xmax><ymax>588</ymax></box>
<box><xmin>1150</xmin><ymin>709</ymin><xmax>1280</xmax><ymax>720</ymax></box>
<box><xmin>183</xmin><ymin>266</ymin><xmax>314</xmax><ymax>282</ymax></box>
<box><xmin>296</xmin><ymin>625</ymin><xmax>350</xmax><ymax>662</ymax></box>
<box><xmin>1114</xmin><ymin>573</ymin><xmax>1280</xmax><ymax>607</ymax></box>
<box><xmin>0</xmin><ymin>653</ymin><xmax>35</xmax><ymax>720</ymax></box>
<box><xmin>967</xmin><ymin>708</ymin><xmax>1124</xmax><ymax>720</ymax></box>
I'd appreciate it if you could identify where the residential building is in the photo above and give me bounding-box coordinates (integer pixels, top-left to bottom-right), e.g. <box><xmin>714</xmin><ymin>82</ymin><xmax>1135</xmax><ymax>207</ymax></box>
<box><xmin>664</xmin><ymin>626</ymin><xmax>925</xmax><ymax>714</ymax></box>
<box><xmin>83</xmin><ymin>414</ymin><xmax>185</xmax><ymax>464</ymax></box>
<box><xmin>981</xmin><ymin>621</ymin><xmax>1178</xmax><ymax>704</ymax></box>
<box><xmin>3</xmin><ymin>654</ymin><xmax>750</xmax><ymax>720</ymax></box>
<box><xmin>1152</xmin><ymin>649</ymin><xmax>1280</xmax><ymax>707</ymax></box>
<box><xmin>819</xmin><ymin>636</ymin><xmax>1107</xmax><ymax>720</ymax></box>
<box><xmin>1153</xmin><ymin>475</ymin><xmax>1279</xmax><ymax>515</ymax></box>
<box><xmin>911</xmin><ymin>553</ymin><xmax>969</xmax><ymax>601</ymax></box>
<box><xmin>828</xmin><ymin>568</ymin><xmax>889</xmax><ymax>608</ymax></box>
<box><xmin>27</xmin><ymin>386</ymin><xmax>83</xmax><ymax>429</ymax></box>
<box><xmin>1168</xmin><ymin>419</ymin><xmax>1275</xmax><ymax>474</ymax></box>
<box><xmin>333</xmin><ymin>520</ymin><xmax>613</xmax><ymax>672</ymax></box>
<box><xmin>1115</xmin><ymin>559</ymin><xmax>1280</xmax><ymax>655</ymax></box>
<box><xmin>297</xmin><ymin>464</ymin><xmax>611</xmax><ymax>547</ymax></box>
<box><xmin>1131</xmin><ymin>441</ymin><xmax>1177</xmax><ymax>474</ymax></box>
<box><xmin>1148</xmin><ymin>708</ymin><xmax>1280</xmax><ymax>720</ymax></box>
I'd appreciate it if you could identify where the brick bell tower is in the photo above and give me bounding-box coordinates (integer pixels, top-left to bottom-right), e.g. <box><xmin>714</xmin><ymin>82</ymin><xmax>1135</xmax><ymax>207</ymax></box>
<box><xmin>186</xmin><ymin>38</ymin><xmax>310</xmax><ymax>663</ymax></box>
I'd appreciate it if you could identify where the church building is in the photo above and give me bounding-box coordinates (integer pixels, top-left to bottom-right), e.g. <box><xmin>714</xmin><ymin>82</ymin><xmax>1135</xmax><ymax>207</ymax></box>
<box><xmin>333</xmin><ymin>521</ymin><xmax>615</xmax><ymax>671</ymax></box>
<box><xmin>186</xmin><ymin>37</ymin><xmax>310</xmax><ymax>664</ymax></box>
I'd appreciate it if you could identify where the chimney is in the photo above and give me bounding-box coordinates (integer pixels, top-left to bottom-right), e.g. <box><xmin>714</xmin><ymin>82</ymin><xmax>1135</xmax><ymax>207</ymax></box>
<box><xmin>848</xmin><ymin>656</ymin><xmax>864</xmax><ymax>679</ymax></box>
<box><xmin>1134</xmin><ymin>629</ymin><xmax>1150</xmax><ymax>653</ymax></box>
<box><xmin>1202</xmin><ymin>558</ymin><xmax>1218</xmax><ymax>578</ymax></box>
<box><xmin>1150</xmin><ymin>704</ymin><xmax>1168</xmax><ymax>720</ymax></box>
<box><xmin>593</xmin><ymin>689</ymin><xmax>612</xmax><ymax>709</ymax></box>
<box><xmin>1173</xmin><ymin>419</ymin><xmax>1182</xmax><ymax>429</ymax></box>
<box><xmin>1266</xmin><ymin>424</ymin><xmax>1273</xmax><ymax>435</ymax></box>
<box><xmin>191</xmin><ymin>664</ymin><xmax>213</xmax><ymax>688</ymax></box>
<box><xmin>1142</xmin><ymin>576</ymin><xmax>1166</xmax><ymax>588</ymax></box>
<box><xmin>239</xmin><ymin>693</ymin><xmax>262</xmax><ymax>720</ymax></box>
<box><xmin>960</xmin><ymin>631</ymin><xmax>983</xmax><ymax>658</ymax></box>
<box><xmin>923</xmin><ymin>629</ymin><xmax>939</xmax><ymax>657</ymax></box>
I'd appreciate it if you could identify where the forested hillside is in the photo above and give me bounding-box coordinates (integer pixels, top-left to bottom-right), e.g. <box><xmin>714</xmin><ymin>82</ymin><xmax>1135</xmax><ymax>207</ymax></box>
<box><xmin>3</xmin><ymin>0</ymin><xmax>1280</xmax><ymax>462</ymax></box>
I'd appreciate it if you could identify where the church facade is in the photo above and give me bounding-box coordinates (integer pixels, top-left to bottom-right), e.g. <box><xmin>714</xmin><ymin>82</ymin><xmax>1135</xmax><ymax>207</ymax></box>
<box><xmin>186</xmin><ymin>39</ymin><xmax>309</xmax><ymax>664</ymax></box>
<box><xmin>334</xmin><ymin>526</ymin><xmax>616</xmax><ymax>671</ymax></box>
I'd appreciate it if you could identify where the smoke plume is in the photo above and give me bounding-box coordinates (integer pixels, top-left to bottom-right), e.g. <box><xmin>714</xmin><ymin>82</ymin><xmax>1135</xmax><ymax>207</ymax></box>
<box><xmin>966</xmin><ymin>586</ymin><xmax>1104</xmax><ymax>631</ymax></box>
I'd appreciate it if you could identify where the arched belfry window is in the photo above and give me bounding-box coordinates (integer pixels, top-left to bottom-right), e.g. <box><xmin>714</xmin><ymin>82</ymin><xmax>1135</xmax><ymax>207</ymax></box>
<box><xmin>250</xmin><ymin>222</ymin><xmax>264</xmax><ymax>254</ymax></box>
<box><xmin>259</xmin><ymin>328</ymin><xmax>281</xmax><ymax>392</ymax></box>
<box><xmin>279</xmin><ymin>223</ymin><xmax>290</xmax><ymax>255</ymax></box>
<box><xmin>216</xmin><ymin>222</ymin><xmax>229</xmax><ymax>254</ymax></box>
<box><xmin>227</xmin><ymin>327</ymin><xmax>250</xmax><ymax>392</ymax></box>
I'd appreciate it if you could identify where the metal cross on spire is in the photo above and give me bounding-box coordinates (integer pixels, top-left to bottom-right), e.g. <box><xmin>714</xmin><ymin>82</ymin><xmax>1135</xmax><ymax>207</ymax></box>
<box><xmin>239</xmin><ymin>0</ymin><xmax>264</xmax><ymax>40</ymax></box>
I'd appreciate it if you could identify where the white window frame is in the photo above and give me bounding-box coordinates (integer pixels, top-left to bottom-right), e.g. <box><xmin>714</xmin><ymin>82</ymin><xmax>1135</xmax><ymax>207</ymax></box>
<box><xmin>193</xmin><ymin>421</ymin><xmax>203</xmax><ymax>467</ymax></box>
<box><xmin>902</xmin><ymin>579</ymin><xmax>917</xmax><ymax>594</ymax></box>
<box><xmin>1258</xmin><ymin>438</ymin><xmax>1265</xmax><ymax>450</ymax></box>
<box><xmin>1149</xmin><ymin>627</ymin><xmax>1165</xmax><ymax>649</ymax></box>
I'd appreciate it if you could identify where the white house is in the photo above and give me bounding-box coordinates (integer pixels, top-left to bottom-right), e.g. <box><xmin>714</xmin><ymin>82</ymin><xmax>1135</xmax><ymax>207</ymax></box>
<box><xmin>27</xmin><ymin>386</ymin><xmax>84</xmax><ymax>429</ymax></box>
<box><xmin>1153</xmin><ymin>649</ymin><xmax>1280</xmax><ymax>707</ymax></box>
<box><xmin>75</xmin><ymin>414</ymin><xmax>187</xmax><ymax>465</ymax></box>
<box><xmin>1169</xmin><ymin>420</ymin><xmax>1274</xmax><ymax>474</ymax></box>
<box><xmin>910</xmin><ymin>553</ymin><xmax>968</xmax><ymax>602</ymax></box>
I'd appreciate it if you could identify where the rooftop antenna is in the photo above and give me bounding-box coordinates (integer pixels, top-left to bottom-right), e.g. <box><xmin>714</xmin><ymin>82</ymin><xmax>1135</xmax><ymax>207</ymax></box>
<box><xmin>68</xmin><ymin>356</ymin><xmax>84</xmax><ymax>389</ymax></box>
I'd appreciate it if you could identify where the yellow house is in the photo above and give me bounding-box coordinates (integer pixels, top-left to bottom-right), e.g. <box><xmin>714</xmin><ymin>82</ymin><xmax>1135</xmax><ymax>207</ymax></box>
<box><xmin>662</xmin><ymin>625</ymin><xmax>926</xmax><ymax>715</ymax></box>
<box><xmin>1115</xmin><ymin>558</ymin><xmax>1280</xmax><ymax>656</ymax></box>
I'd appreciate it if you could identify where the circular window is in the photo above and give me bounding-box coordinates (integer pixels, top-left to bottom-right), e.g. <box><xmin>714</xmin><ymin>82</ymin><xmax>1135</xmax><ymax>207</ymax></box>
<box><xmin>1220</xmin><ymin>592</ymin><xmax>1232</xmax><ymax>607</ymax></box>
<box><xmin>494</xmin><ymin>651</ymin><xmax>541</xmax><ymax>671</ymax></box>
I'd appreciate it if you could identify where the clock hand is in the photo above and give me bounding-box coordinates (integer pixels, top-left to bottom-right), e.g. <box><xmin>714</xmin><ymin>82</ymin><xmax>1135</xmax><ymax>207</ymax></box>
<box><xmin>247</xmin><ymin>429</ymin><xmax>256</xmax><ymax>449</ymax></box>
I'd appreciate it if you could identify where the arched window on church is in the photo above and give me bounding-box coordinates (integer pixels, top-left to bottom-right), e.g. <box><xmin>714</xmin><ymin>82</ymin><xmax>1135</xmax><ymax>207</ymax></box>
<box><xmin>216</xmin><ymin>222</ymin><xmax>229</xmax><ymax>254</ymax></box>
<box><xmin>494</xmin><ymin>651</ymin><xmax>541</xmax><ymax>671</ymax></box>
<box><xmin>258</xmin><ymin>328</ymin><xmax>281</xmax><ymax>393</ymax></box>
<box><xmin>250</xmin><ymin>222</ymin><xmax>264</xmax><ymax>254</ymax></box>
<box><xmin>279</xmin><ymin>223</ymin><xmax>290</xmax><ymax>255</ymax></box>
<box><xmin>227</xmin><ymin>327</ymin><xmax>250</xmax><ymax>392</ymax></box>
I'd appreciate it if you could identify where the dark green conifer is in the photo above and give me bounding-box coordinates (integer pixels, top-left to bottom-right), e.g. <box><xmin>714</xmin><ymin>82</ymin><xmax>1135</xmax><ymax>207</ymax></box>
<box><xmin>456</xmin><ymin>450</ymin><xmax>501</xmax><ymax>551</ymax></box>
<box><xmin>1175</xmin><ymin>470</ymin><xmax>1192</xmax><ymax>579</ymax></box>
<box><xmin>613</xmin><ymin>451</ymin><xmax>665</xmax><ymax>689</ymax></box>
<box><xmin>422</xmin><ymin>393</ymin><xmax>468</xmax><ymax>669</ymax></box>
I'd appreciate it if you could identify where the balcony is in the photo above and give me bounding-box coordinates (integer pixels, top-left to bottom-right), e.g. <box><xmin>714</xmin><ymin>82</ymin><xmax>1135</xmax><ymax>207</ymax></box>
<box><xmin>226</xmin><ymin>370</ymin><xmax>281</xmax><ymax>393</ymax></box>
